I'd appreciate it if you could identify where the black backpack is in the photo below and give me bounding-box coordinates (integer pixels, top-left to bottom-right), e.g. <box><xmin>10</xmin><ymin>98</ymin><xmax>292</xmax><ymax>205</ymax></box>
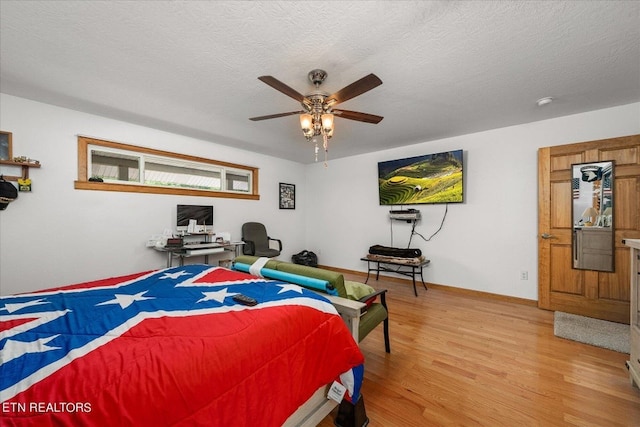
<box><xmin>292</xmin><ymin>250</ymin><xmax>318</xmax><ymax>267</ymax></box>
<box><xmin>0</xmin><ymin>178</ymin><xmax>18</xmax><ymax>211</ymax></box>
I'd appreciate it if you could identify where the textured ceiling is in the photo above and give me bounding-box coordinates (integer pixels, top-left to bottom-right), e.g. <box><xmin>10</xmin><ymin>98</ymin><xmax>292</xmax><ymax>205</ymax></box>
<box><xmin>1</xmin><ymin>1</ymin><xmax>639</xmax><ymax>164</ymax></box>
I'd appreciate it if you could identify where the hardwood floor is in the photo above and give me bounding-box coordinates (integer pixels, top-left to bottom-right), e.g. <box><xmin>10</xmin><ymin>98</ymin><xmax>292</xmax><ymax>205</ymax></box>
<box><xmin>318</xmin><ymin>273</ymin><xmax>640</xmax><ymax>427</ymax></box>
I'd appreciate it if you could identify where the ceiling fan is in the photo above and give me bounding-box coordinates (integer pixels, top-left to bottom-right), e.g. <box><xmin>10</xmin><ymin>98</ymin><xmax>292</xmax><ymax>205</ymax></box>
<box><xmin>249</xmin><ymin>69</ymin><xmax>383</xmax><ymax>147</ymax></box>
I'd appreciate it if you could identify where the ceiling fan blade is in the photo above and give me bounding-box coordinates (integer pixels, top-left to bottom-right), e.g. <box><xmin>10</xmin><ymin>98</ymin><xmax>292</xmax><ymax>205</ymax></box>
<box><xmin>249</xmin><ymin>111</ymin><xmax>303</xmax><ymax>121</ymax></box>
<box><xmin>258</xmin><ymin>76</ymin><xmax>306</xmax><ymax>102</ymax></box>
<box><xmin>333</xmin><ymin>109</ymin><xmax>383</xmax><ymax>124</ymax></box>
<box><xmin>326</xmin><ymin>74</ymin><xmax>383</xmax><ymax>106</ymax></box>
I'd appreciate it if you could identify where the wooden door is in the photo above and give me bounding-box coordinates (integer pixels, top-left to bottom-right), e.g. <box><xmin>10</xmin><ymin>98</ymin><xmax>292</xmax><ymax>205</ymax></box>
<box><xmin>538</xmin><ymin>135</ymin><xmax>640</xmax><ymax>323</ymax></box>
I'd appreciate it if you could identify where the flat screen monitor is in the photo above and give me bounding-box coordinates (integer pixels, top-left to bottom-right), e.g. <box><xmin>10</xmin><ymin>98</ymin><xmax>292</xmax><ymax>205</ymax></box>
<box><xmin>378</xmin><ymin>149</ymin><xmax>464</xmax><ymax>205</ymax></box>
<box><xmin>176</xmin><ymin>204</ymin><xmax>214</xmax><ymax>232</ymax></box>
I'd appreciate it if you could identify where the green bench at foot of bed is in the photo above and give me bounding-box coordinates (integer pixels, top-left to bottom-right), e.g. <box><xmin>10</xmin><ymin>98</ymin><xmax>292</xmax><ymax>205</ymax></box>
<box><xmin>234</xmin><ymin>255</ymin><xmax>390</xmax><ymax>353</ymax></box>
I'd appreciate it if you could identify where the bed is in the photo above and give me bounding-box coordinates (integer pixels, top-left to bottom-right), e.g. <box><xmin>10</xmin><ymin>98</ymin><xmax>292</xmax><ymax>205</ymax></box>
<box><xmin>0</xmin><ymin>264</ymin><xmax>365</xmax><ymax>426</ymax></box>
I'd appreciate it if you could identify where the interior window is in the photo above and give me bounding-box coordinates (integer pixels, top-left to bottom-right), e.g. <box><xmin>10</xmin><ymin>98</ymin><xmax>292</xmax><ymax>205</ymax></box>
<box><xmin>75</xmin><ymin>136</ymin><xmax>259</xmax><ymax>200</ymax></box>
<box><xmin>143</xmin><ymin>155</ymin><xmax>222</xmax><ymax>191</ymax></box>
<box><xmin>91</xmin><ymin>150</ymin><xmax>141</xmax><ymax>183</ymax></box>
<box><xmin>226</xmin><ymin>170</ymin><xmax>251</xmax><ymax>193</ymax></box>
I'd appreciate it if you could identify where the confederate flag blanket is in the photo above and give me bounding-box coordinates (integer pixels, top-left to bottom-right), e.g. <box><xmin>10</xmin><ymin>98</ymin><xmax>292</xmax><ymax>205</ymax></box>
<box><xmin>0</xmin><ymin>265</ymin><xmax>364</xmax><ymax>426</ymax></box>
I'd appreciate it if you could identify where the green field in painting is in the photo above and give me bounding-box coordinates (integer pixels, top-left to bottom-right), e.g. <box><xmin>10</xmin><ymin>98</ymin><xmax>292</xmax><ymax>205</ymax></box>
<box><xmin>379</xmin><ymin>161</ymin><xmax>463</xmax><ymax>205</ymax></box>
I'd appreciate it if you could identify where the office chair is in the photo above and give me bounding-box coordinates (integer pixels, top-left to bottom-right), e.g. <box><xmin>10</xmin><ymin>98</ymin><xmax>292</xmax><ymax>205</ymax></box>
<box><xmin>241</xmin><ymin>222</ymin><xmax>282</xmax><ymax>257</ymax></box>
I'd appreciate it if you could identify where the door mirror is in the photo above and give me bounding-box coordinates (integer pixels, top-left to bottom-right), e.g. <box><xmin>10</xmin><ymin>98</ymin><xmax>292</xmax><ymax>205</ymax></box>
<box><xmin>571</xmin><ymin>161</ymin><xmax>614</xmax><ymax>272</ymax></box>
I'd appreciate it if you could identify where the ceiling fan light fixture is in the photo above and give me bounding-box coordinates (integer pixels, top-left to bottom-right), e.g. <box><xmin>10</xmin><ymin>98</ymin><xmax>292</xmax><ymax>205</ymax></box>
<box><xmin>300</xmin><ymin>113</ymin><xmax>313</xmax><ymax>137</ymax></box>
<box><xmin>252</xmin><ymin>69</ymin><xmax>383</xmax><ymax>163</ymax></box>
<box><xmin>321</xmin><ymin>113</ymin><xmax>334</xmax><ymax>135</ymax></box>
<box><xmin>326</xmin><ymin>127</ymin><xmax>334</xmax><ymax>138</ymax></box>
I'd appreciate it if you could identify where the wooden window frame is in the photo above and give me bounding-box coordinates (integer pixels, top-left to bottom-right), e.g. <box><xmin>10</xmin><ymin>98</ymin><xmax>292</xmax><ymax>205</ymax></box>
<box><xmin>75</xmin><ymin>136</ymin><xmax>259</xmax><ymax>200</ymax></box>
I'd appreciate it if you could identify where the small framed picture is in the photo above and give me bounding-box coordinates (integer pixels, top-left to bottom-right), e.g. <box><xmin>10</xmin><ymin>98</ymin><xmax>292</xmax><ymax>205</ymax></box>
<box><xmin>279</xmin><ymin>182</ymin><xmax>295</xmax><ymax>210</ymax></box>
<box><xmin>0</xmin><ymin>131</ymin><xmax>12</xmax><ymax>161</ymax></box>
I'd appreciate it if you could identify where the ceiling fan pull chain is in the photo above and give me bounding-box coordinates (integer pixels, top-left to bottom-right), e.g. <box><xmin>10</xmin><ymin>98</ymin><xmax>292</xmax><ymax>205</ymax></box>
<box><xmin>323</xmin><ymin>134</ymin><xmax>329</xmax><ymax>167</ymax></box>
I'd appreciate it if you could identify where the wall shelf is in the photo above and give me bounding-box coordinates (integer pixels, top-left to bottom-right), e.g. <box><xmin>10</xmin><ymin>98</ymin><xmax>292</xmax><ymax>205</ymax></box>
<box><xmin>0</xmin><ymin>160</ymin><xmax>41</xmax><ymax>182</ymax></box>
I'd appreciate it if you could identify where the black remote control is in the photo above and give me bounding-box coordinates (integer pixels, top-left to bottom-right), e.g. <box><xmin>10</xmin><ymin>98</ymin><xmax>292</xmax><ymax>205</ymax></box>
<box><xmin>232</xmin><ymin>294</ymin><xmax>258</xmax><ymax>306</ymax></box>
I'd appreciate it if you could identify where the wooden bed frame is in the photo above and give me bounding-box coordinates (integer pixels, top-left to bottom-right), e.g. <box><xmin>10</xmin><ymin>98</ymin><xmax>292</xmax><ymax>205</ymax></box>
<box><xmin>284</xmin><ymin>294</ymin><xmax>366</xmax><ymax>426</ymax></box>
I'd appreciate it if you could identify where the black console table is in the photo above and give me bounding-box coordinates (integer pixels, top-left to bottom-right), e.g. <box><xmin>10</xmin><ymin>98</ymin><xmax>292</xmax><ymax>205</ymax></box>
<box><xmin>360</xmin><ymin>257</ymin><xmax>430</xmax><ymax>296</ymax></box>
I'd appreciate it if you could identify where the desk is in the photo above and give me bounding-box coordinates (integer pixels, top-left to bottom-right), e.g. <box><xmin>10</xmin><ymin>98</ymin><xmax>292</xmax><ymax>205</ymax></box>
<box><xmin>360</xmin><ymin>256</ymin><xmax>430</xmax><ymax>297</ymax></box>
<box><xmin>157</xmin><ymin>242</ymin><xmax>244</xmax><ymax>267</ymax></box>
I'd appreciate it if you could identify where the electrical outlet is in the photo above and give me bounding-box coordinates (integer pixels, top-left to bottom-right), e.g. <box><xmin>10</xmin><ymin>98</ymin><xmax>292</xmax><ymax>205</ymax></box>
<box><xmin>520</xmin><ymin>271</ymin><xmax>529</xmax><ymax>280</ymax></box>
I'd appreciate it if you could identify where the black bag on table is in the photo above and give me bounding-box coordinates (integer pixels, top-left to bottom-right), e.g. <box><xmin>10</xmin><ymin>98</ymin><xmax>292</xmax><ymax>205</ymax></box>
<box><xmin>292</xmin><ymin>250</ymin><xmax>318</xmax><ymax>267</ymax></box>
<box><xmin>368</xmin><ymin>245</ymin><xmax>422</xmax><ymax>258</ymax></box>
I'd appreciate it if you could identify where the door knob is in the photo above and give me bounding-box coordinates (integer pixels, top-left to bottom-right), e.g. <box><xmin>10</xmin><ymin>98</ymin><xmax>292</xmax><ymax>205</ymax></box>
<box><xmin>541</xmin><ymin>233</ymin><xmax>555</xmax><ymax>239</ymax></box>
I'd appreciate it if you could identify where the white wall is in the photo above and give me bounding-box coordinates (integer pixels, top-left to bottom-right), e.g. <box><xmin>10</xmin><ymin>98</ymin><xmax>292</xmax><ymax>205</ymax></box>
<box><xmin>305</xmin><ymin>102</ymin><xmax>640</xmax><ymax>300</ymax></box>
<box><xmin>0</xmin><ymin>94</ymin><xmax>307</xmax><ymax>295</ymax></box>
<box><xmin>2</xmin><ymin>94</ymin><xmax>638</xmax><ymax>300</ymax></box>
